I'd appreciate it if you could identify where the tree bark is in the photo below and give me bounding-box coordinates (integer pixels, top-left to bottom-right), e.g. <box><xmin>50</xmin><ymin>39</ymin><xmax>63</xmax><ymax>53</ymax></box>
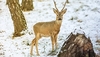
<box><xmin>21</xmin><ymin>0</ymin><xmax>34</xmax><ymax>11</ymax></box>
<box><xmin>6</xmin><ymin>0</ymin><xmax>19</xmax><ymax>5</ymax></box>
<box><xmin>7</xmin><ymin>0</ymin><xmax>27</xmax><ymax>38</ymax></box>
<box><xmin>58</xmin><ymin>33</ymin><xmax>96</xmax><ymax>57</ymax></box>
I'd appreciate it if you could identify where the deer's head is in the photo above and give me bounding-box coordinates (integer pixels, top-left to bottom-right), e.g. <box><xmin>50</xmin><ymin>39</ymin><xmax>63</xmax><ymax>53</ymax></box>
<box><xmin>53</xmin><ymin>0</ymin><xmax>67</xmax><ymax>22</ymax></box>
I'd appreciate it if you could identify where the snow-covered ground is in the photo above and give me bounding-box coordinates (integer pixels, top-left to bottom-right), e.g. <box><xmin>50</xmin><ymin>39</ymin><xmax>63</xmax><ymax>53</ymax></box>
<box><xmin>0</xmin><ymin>0</ymin><xmax>100</xmax><ymax>57</ymax></box>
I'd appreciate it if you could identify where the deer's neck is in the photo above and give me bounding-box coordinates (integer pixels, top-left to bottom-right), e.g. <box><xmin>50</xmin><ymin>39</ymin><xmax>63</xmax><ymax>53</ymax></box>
<box><xmin>56</xmin><ymin>20</ymin><xmax>62</xmax><ymax>25</ymax></box>
<box><xmin>55</xmin><ymin>20</ymin><xmax>62</xmax><ymax>29</ymax></box>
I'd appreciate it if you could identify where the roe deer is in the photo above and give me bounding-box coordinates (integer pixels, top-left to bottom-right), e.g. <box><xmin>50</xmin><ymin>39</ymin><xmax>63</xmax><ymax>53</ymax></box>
<box><xmin>30</xmin><ymin>0</ymin><xmax>67</xmax><ymax>56</ymax></box>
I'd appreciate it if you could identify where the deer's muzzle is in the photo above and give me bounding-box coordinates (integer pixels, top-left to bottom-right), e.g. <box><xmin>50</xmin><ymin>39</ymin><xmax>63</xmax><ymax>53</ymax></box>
<box><xmin>58</xmin><ymin>18</ymin><xmax>62</xmax><ymax>20</ymax></box>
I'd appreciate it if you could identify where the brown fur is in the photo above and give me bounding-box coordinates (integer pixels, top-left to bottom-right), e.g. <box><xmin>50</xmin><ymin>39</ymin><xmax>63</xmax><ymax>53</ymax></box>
<box><xmin>30</xmin><ymin>1</ymin><xmax>67</xmax><ymax>56</ymax></box>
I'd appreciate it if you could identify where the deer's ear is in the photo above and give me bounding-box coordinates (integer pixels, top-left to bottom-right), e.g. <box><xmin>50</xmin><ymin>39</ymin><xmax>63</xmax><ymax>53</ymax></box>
<box><xmin>53</xmin><ymin>8</ymin><xmax>58</xmax><ymax>14</ymax></box>
<box><xmin>62</xmin><ymin>8</ymin><xmax>67</xmax><ymax>14</ymax></box>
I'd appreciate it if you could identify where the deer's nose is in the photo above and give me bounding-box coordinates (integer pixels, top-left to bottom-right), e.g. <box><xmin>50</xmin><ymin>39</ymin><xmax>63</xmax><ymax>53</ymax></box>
<box><xmin>59</xmin><ymin>18</ymin><xmax>62</xmax><ymax>20</ymax></box>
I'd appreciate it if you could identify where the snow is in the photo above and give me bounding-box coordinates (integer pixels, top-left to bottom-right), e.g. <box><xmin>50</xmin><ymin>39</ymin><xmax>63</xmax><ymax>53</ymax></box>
<box><xmin>0</xmin><ymin>0</ymin><xmax>100</xmax><ymax>57</ymax></box>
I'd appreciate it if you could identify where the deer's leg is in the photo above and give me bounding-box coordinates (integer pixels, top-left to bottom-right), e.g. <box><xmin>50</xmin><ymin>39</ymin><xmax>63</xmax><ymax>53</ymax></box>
<box><xmin>51</xmin><ymin>35</ymin><xmax>55</xmax><ymax>51</ymax></box>
<box><xmin>35</xmin><ymin>33</ymin><xmax>40</xmax><ymax>56</ymax></box>
<box><xmin>54</xmin><ymin>35</ymin><xmax>58</xmax><ymax>49</ymax></box>
<box><xmin>30</xmin><ymin>38</ymin><xmax>36</xmax><ymax>55</ymax></box>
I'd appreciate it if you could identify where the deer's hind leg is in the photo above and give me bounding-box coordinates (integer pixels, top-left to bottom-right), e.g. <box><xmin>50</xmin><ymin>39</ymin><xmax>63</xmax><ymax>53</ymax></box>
<box><xmin>30</xmin><ymin>38</ymin><xmax>36</xmax><ymax>55</ymax></box>
<box><xmin>35</xmin><ymin>33</ymin><xmax>41</xmax><ymax>56</ymax></box>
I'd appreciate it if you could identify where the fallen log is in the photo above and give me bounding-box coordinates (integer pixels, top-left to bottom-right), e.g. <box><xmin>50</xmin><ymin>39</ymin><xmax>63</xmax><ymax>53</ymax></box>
<box><xmin>58</xmin><ymin>32</ymin><xmax>96</xmax><ymax>57</ymax></box>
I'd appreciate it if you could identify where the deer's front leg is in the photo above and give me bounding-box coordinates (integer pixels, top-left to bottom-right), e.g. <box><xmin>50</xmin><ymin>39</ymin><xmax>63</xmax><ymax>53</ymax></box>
<box><xmin>54</xmin><ymin>34</ymin><xmax>58</xmax><ymax>49</ymax></box>
<box><xmin>51</xmin><ymin>35</ymin><xmax>55</xmax><ymax>51</ymax></box>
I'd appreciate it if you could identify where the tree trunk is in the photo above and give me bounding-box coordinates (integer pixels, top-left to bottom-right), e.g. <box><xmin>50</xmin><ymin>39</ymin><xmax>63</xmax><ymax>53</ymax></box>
<box><xmin>21</xmin><ymin>0</ymin><xmax>34</xmax><ymax>11</ymax></box>
<box><xmin>58</xmin><ymin>33</ymin><xmax>96</xmax><ymax>57</ymax></box>
<box><xmin>6</xmin><ymin>0</ymin><xmax>19</xmax><ymax>5</ymax></box>
<box><xmin>7</xmin><ymin>0</ymin><xmax>27</xmax><ymax>38</ymax></box>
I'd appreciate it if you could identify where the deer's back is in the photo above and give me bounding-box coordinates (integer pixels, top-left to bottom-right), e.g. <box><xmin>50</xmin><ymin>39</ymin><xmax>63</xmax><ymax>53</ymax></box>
<box><xmin>33</xmin><ymin>21</ymin><xmax>60</xmax><ymax>36</ymax></box>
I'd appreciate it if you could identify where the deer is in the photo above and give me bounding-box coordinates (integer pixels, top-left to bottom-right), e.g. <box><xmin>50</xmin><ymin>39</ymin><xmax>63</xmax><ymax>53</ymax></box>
<box><xmin>30</xmin><ymin>0</ymin><xmax>67</xmax><ymax>56</ymax></box>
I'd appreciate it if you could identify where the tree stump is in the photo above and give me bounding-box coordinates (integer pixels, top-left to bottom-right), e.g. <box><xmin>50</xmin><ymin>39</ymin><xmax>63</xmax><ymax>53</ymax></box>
<box><xmin>58</xmin><ymin>32</ymin><xmax>96</xmax><ymax>57</ymax></box>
